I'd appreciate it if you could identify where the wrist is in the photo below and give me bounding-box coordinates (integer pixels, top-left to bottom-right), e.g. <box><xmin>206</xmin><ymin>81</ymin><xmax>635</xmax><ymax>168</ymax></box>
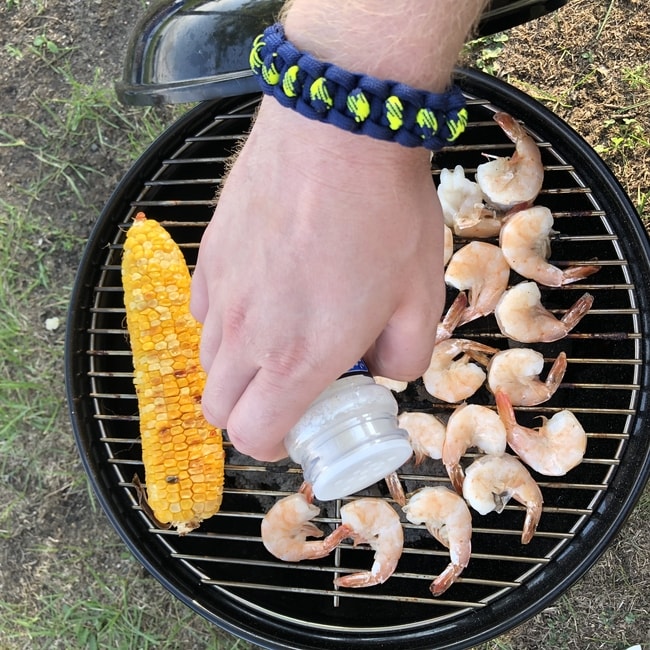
<box><xmin>257</xmin><ymin>96</ymin><xmax>432</xmax><ymax>177</ymax></box>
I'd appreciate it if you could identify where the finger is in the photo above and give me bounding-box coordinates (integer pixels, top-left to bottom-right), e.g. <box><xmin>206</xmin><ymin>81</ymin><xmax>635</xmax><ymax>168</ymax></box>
<box><xmin>200</xmin><ymin>346</ymin><xmax>258</xmax><ymax>430</ymax></box>
<box><xmin>365</xmin><ymin>299</ymin><xmax>441</xmax><ymax>381</ymax></box>
<box><xmin>189</xmin><ymin>263</ymin><xmax>209</xmax><ymax>323</ymax></box>
<box><xmin>225</xmin><ymin>364</ymin><xmax>337</xmax><ymax>462</ymax></box>
<box><xmin>197</xmin><ymin>310</ymin><xmax>223</xmax><ymax>376</ymax></box>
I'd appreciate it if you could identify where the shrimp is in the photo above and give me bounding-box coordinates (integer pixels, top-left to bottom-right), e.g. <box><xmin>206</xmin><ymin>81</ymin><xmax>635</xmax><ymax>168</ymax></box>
<box><xmin>423</xmin><ymin>338</ymin><xmax>498</xmax><ymax>403</ymax></box>
<box><xmin>494</xmin><ymin>281</ymin><xmax>593</xmax><ymax>343</ymax></box>
<box><xmin>334</xmin><ymin>498</ymin><xmax>403</xmax><ymax>588</ymax></box>
<box><xmin>487</xmin><ymin>348</ymin><xmax>567</xmax><ymax>406</ymax></box>
<box><xmin>445</xmin><ymin>241</ymin><xmax>510</xmax><ymax>326</ymax></box>
<box><xmin>398</xmin><ymin>411</ymin><xmax>446</xmax><ymax>465</ymax></box>
<box><xmin>499</xmin><ymin>205</ymin><xmax>601</xmax><ymax>286</ymax></box>
<box><xmin>403</xmin><ymin>487</ymin><xmax>472</xmax><ymax>596</ymax></box>
<box><xmin>475</xmin><ymin>112</ymin><xmax>544</xmax><ymax>211</ymax></box>
<box><xmin>463</xmin><ymin>453</ymin><xmax>543</xmax><ymax>544</ymax></box>
<box><xmin>442</xmin><ymin>403</ymin><xmax>507</xmax><ymax>493</ymax></box>
<box><xmin>438</xmin><ymin>164</ymin><xmax>502</xmax><ymax>238</ymax></box>
<box><xmin>495</xmin><ymin>390</ymin><xmax>587</xmax><ymax>476</ymax></box>
<box><xmin>261</xmin><ymin>483</ymin><xmax>349</xmax><ymax>562</ymax></box>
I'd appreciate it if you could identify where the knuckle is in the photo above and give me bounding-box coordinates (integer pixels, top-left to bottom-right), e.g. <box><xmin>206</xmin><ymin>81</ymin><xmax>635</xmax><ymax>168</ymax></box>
<box><xmin>260</xmin><ymin>340</ymin><xmax>318</xmax><ymax>384</ymax></box>
<box><xmin>221</xmin><ymin>301</ymin><xmax>251</xmax><ymax>342</ymax></box>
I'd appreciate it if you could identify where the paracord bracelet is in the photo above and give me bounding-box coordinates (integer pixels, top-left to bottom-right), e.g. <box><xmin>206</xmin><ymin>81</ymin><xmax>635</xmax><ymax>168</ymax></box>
<box><xmin>249</xmin><ymin>23</ymin><xmax>468</xmax><ymax>151</ymax></box>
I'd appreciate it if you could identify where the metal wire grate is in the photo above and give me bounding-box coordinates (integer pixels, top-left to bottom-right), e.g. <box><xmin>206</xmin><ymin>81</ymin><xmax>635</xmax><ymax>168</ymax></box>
<box><xmin>67</xmin><ymin>69</ymin><xmax>650</xmax><ymax>650</ymax></box>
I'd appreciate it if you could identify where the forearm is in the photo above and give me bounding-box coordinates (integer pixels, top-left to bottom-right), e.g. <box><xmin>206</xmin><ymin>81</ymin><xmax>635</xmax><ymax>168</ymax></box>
<box><xmin>281</xmin><ymin>0</ymin><xmax>488</xmax><ymax>92</ymax></box>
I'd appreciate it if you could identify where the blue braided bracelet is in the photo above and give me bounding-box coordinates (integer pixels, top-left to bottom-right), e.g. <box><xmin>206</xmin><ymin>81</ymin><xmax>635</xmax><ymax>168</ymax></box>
<box><xmin>249</xmin><ymin>23</ymin><xmax>468</xmax><ymax>151</ymax></box>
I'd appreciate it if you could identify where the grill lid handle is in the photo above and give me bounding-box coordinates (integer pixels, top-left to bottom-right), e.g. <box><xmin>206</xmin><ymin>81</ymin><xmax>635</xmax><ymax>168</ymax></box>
<box><xmin>116</xmin><ymin>0</ymin><xmax>570</xmax><ymax>106</ymax></box>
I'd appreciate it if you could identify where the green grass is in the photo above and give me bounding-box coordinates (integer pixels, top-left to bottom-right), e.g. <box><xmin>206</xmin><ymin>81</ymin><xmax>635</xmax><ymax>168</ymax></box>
<box><xmin>0</xmin><ymin>558</ymin><xmax>252</xmax><ymax>650</ymax></box>
<box><xmin>591</xmin><ymin>63</ymin><xmax>650</xmax><ymax>227</ymax></box>
<box><xmin>0</xmin><ymin>16</ymin><xmax>214</xmax><ymax>647</ymax></box>
<box><xmin>464</xmin><ymin>29</ymin><xmax>650</xmax><ymax>229</ymax></box>
<box><xmin>463</xmin><ymin>32</ymin><xmax>510</xmax><ymax>76</ymax></box>
<box><xmin>0</xmin><ymin>197</ymin><xmax>62</xmax><ymax>487</ymax></box>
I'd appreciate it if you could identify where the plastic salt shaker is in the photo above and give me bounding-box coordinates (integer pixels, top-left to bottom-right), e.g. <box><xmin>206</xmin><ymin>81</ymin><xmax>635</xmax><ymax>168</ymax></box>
<box><xmin>284</xmin><ymin>360</ymin><xmax>413</xmax><ymax>501</ymax></box>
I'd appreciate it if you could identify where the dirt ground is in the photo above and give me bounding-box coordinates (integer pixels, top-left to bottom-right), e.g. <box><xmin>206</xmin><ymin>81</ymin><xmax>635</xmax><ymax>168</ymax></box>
<box><xmin>1</xmin><ymin>0</ymin><xmax>649</xmax><ymax>649</ymax></box>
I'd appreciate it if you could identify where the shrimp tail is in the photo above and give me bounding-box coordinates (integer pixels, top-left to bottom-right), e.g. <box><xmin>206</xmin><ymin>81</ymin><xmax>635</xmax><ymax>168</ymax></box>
<box><xmin>324</xmin><ymin>523</ymin><xmax>352</xmax><ymax>549</ymax></box>
<box><xmin>546</xmin><ymin>351</ymin><xmax>568</xmax><ymax>393</ymax></box>
<box><xmin>436</xmin><ymin>292</ymin><xmax>469</xmax><ymax>343</ymax></box>
<box><xmin>464</xmin><ymin>341</ymin><xmax>499</xmax><ymax>367</ymax></box>
<box><xmin>493</xmin><ymin>111</ymin><xmax>525</xmax><ymax>142</ymax></box>
<box><xmin>334</xmin><ymin>553</ymin><xmax>396</xmax><ymax>588</ymax></box>
<box><xmin>495</xmin><ymin>389</ymin><xmax>517</xmax><ymax>432</ymax></box>
<box><xmin>522</xmin><ymin>501</ymin><xmax>543</xmax><ymax>544</ymax></box>
<box><xmin>560</xmin><ymin>292</ymin><xmax>594</xmax><ymax>330</ymax></box>
<box><xmin>560</xmin><ymin>264</ymin><xmax>601</xmax><ymax>285</ymax></box>
<box><xmin>300</xmin><ymin>524</ymin><xmax>352</xmax><ymax>561</ymax></box>
<box><xmin>431</xmin><ymin>562</ymin><xmax>465</xmax><ymax>597</ymax></box>
<box><xmin>335</xmin><ymin>571</ymin><xmax>381</xmax><ymax>589</ymax></box>
<box><xmin>385</xmin><ymin>471</ymin><xmax>406</xmax><ymax>507</ymax></box>
<box><xmin>446</xmin><ymin>463</ymin><xmax>466</xmax><ymax>495</ymax></box>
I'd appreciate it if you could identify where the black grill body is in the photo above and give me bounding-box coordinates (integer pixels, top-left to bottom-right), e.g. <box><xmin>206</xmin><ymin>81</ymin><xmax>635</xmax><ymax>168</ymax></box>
<box><xmin>66</xmin><ymin>68</ymin><xmax>650</xmax><ymax>650</ymax></box>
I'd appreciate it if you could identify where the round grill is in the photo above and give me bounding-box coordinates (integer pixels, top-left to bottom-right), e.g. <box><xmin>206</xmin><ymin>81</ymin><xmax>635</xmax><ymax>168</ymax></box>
<box><xmin>65</xmin><ymin>68</ymin><xmax>650</xmax><ymax>649</ymax></box>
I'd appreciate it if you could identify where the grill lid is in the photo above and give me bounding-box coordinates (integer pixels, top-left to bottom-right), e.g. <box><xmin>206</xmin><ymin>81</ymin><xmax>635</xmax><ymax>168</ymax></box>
<box><xmin>116</xmin><ymin>0</ymin><xmax>570</xmax><ymax>106</ymax></box>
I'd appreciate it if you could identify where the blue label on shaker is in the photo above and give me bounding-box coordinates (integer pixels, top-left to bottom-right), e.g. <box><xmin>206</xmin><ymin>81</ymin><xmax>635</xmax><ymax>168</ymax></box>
<box><xmin>340</xmin><ymin>359</ymin><xmax>370</xmax><ymax>378</ymax></box>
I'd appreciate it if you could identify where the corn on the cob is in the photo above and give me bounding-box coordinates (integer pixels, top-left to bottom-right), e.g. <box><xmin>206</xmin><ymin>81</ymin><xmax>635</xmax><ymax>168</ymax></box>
<box><xmin>122</xmin><ymin>212</ymin><xmax>224</xmax><ymax>534</ymax></box>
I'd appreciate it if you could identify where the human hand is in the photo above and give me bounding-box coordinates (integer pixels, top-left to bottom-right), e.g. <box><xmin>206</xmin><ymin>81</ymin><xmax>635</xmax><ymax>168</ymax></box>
<box><xmin>191</xmin><ymin>98</ymin><xmax>447</xmax><ymax>461</ymax></box>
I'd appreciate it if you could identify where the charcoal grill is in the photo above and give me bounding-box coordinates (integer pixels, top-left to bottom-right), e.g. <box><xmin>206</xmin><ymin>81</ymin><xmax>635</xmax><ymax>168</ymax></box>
<box><xmin>65</xmin><ymin>2</ymin><xmax>650</xmax><ymax>647</ymax></box>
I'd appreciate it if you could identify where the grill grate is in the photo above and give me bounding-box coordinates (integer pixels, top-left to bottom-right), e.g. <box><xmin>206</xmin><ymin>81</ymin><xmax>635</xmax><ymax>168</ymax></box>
<box><xmin>67</xmin><ymin>69</ymin><xmax>650</xmax><ymax>649</ymax></box>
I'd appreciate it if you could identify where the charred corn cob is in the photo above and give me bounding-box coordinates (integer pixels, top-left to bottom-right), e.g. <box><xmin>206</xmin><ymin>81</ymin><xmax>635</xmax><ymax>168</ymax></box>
<box><xmin>122</xmin><ymin>212</ymin><xmax>224</xmax><ymax>534</ymax></box>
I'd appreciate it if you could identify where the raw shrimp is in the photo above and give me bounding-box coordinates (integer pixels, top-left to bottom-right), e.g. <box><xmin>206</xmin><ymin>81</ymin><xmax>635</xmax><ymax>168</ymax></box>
<box><xmin>488</xmin><ymin>348</ymin><xmax>567</xmax><ymax>406</ymax></box>
<box><xmin>475</xmin><ymin>112</ymin><xmax>544</xmax><ymax>211</ymax></box>
<box><xmin>499</xmin><ymin>205</ymin><xmax>601</xmax><ymax>286</ymax></box>
<box><xmin>403</xmin><ymin>487</ymin><xmax>472</xmax><ymax>596</ymax></box>
<box><xmin>398</xmin><ymin>411</ymin><xmax>446</xmax><ymax>465</ymax></box>
<box><xmin>442</xmin><ymin>403</ymin><xmax>507</xmax><ymax>493</ymax></box>
<box><xmin>495</xmin><ymin>390</ymin><xmax>587</xmax><ymax>476</ymax></box>
<box><xmin>423</xmin><ymin>338</ymin><xmax>498</xmax><ymax>403</ymax></box>
<box><xmin>494</xmin><ymin>281</ymin><xmax>593</xmax><ymax>343</ymax></box>
<box><xmin>437</xmin><ymin>164</ymin><xmax>502</xmax><ymax>238</ymax></box>
<box><xmin>261</xmin><ymin>483</ymin><xmax>349</xmax><ymax>562</ymax></box>
<box><xmin>334</xmin><ymin>498</ymin><xmax>403</xmax><ymax>588</ymax></box>
<box><xmin>463</xmin><ymin>453</ymin><xmax>543</xmax><ymax>544</ymax></box>
<box><xmin>445</xmin><ymin>241</ymin><xmax>510</xmax><ymax>326</ymax></box>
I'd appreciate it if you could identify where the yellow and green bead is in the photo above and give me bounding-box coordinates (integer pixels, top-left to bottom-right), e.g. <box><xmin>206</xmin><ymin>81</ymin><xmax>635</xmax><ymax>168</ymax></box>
<box><xmin>384</xmin><ymin>95</ymin><xmax>404</xmax><ymax>131</ymax></box>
